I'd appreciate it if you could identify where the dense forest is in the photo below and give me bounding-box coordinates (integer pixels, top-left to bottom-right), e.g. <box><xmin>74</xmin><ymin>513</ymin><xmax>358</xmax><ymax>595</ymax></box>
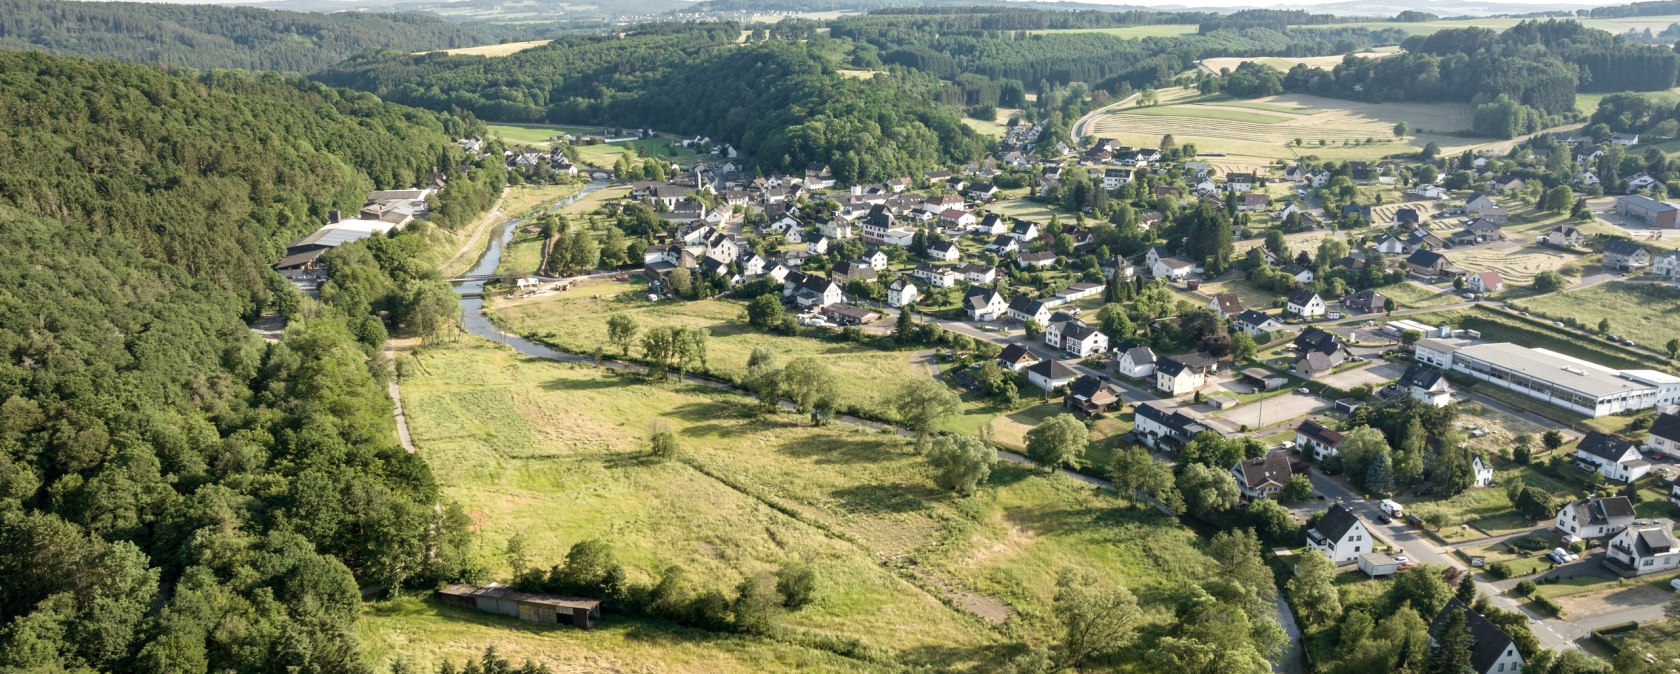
<box><xmin>318</xmin><ymin>24</ymin><xmax>987</xmax><ymax>183</ymax></box>
<box><xmin>0</xmin><ymin>50</ymin><xmax>488</xmax><ymax>670</ymax></box>
<box><xmin>0</xmin><ymin>0</ymin><xmax>486</xmax><ymax>72</ymax></box>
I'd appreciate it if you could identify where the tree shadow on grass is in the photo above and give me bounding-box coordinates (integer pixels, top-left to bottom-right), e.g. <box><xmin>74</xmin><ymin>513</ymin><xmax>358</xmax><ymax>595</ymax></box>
<box><xmin>986</xmin><ymin>462</ymin><xmax>1041</xmax><ymax>488</ymax></box>
<box><xmin>899</xmin><ymin>643</ymin><xmax>1024</xmax><ymax>671</ymax></box>
<box><xmin>775</xmin><ymin>434</ymin><xmax>899</xmax><ymax>465</ymax></box>
<box><xmin>829</xmin><ymin>482</ymin><xmax>942</xmax><ymax>515</ymax></box>
<box><xmin>537</xmin><ymin>375</ymin><xmax>633</xmax><ymax>393</ymax></box>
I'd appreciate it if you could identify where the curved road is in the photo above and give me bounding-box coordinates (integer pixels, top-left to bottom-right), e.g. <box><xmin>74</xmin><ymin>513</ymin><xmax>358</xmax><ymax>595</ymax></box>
<box><xmin>1070</xmin><ymin>93</ymin><xmax>1139</xmax><ymax>145</ymax></box>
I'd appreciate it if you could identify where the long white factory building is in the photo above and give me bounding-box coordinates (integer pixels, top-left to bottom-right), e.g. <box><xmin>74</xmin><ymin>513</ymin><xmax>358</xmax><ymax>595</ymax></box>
<box><xmin>1415</xmin><ymin>339</ymin><xmax>1680</xmax><ymax>418</ymax></box>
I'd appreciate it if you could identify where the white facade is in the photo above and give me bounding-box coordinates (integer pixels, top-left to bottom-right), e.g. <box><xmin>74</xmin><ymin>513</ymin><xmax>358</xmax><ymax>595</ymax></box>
<box><xmin>1416</xmin><ymin>339</ymin><xmax>1680</xmax><ymax>418</ymax></box>
<box><xmin>1306</xmin><ymin>509</ymin><xmax>1372</xmax><ymax>565</ymax></box>
<box><xmin>1472</xmin><ymin>455</ymin><xmax>1494</xmax><ymax>488</ymax></box>
<box><xmin>1288</xmin><ymin>293</ymin><xmax>1326</xmax><ymax>318</ymax></box>
<box><xmin>1605</xmin><ymin>521</ymin><xmax>1680</xmax><ymax>577</ymax></box>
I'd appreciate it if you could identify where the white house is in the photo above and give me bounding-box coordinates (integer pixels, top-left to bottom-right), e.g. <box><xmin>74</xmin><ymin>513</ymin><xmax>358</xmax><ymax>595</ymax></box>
<box><xmin>1009</xmin><ymin>220</ymin><xmax>1039</xmax><ymax>242</ymax></box>
<box><xmin>1414</xmin><ymin>184</ymin><xmax>1448</xmax><ymax>199</ymax></box>
<box><xmin>1429</xmin><ymin>600</ymin><xmax>1525</xmax><ymax>674</ymax></box>
<box><xmin>964</xmin><ymin>287</ymin><xmax>1007</xmax><ymax>322</ymax></box>
<box><xmin>1646</xmin><ymin>413</ymin><xmax>1680</xmax><ymax>459</ymax></box>
<box><xmin>1114</xmin><ymin>344</ymin><xmax>1156</xmax><ymax>378</ymax></box>
<box><xmin>1604</xmin><ymin>519</ymin><xmax>1680</xmax><ymax>577</ymax></box>
<box><xmin>1233</xmin><ymin>310</ymin><xmax>1284</xmax><ymax>337</ymax></box>
<box><xmin>1025</xmin><ymin>359</ymin><xmax>1079</xmax><ymax>391</ymax></box>
<box><xmin>912</xmin><ymin>262</ymin><xmax>959</xmax><ymax>288</ymax></box>
<box><xmin>1046</xmin><ymin>319</ymin><xmax>1109</xmax><ymax>357</ymax></box>
<box><xmin>1296</xmin><ymin>420</ymin><xmax>1345</xmax><ymax>462</ymax></box>
<box><xmin>1152</xmin><ymin>256</ymin><xmax>1196</xmax><ymax>281</ymax></box>
<box><xmin>1133</xmin><ymin>402</ymin><xmax>1207</xmax><ymax>451</ymax></box>
<box><xmin>1307</xmin><ymin>503</ymin><xmax>1371</xmax><ymax>565</ymax></box>
<box><xmin>1471</xmin><ymin>454</ymin><xmax>1494</xmax><ymax>488</ymax></box>
<box><xmin>1465</xmin><ymin>270</ymin><xmax>1503</xmax><ymax>294</ymax></box>
<box><xmin>1007</xmin><ymin>296</ymin><xmax>1051</xmax><ymax>325</ymax></box>
<box><xmin>1654</xmin><ymin>250</ymin><xmax>1680</xmax><ymax>279</ymax></box>
<box><xmin>806</xmin><ymin>236</ymin><xmax>829</xmax><ymax>255</ymax></box>
<box><xmin>1555</xmin><ymin>496</ymin><xmax>1636</xmax><ymax>541</ymax></box>
<box><xmin>958</xmin><ymin>263</ymin><xmax>997</xmax><ymax>284</ymax></box>
<box><xmin>1399</xmin><ymin>364</ymin><xmax>1453</xmax><ymax>407</ymax></box>
<box><xmin>1573</xmin><ymin>432</ymin><xmax>1651</xmax><ymax>483</ymax></box>
<box><xmin>1154</xmin><ymin>357</ymin><xmax>1206</xmax><ymax>396</ymax></box>
<box><xmin>1287</xmin><ymin>290</ymin><xmax>1326</xmax><ymax>318</ymax></box>
<box><xmin>996</xmin><ymin>344</ymin><xmax>1040</xmax><ymax>372</ymax></box>
<box><xmin>1232</xmin><ymin>451</ymin><xmax>1293</xmax><ymax>500</ymax></box>
<box><xmin>927</xmin><ymin>240</ymin><xmax>960</xmax><ymax>262</ymax></box>
<box><xmin>887</xmin><ymin>277</ymin><xmax>919</xmax><ymax>308</ymax></box>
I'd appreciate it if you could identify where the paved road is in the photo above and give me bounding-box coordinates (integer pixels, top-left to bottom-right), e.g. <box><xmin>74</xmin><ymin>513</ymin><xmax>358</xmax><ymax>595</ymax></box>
<box><xmin>1070</xmin><ymin>93</ymin><xmax>1140</xmax><ymax>145</ymax></box>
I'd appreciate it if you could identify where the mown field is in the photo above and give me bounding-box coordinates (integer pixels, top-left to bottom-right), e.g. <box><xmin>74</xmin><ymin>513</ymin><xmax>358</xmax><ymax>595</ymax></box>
<box><xmin>1089</xmin><ymin>88</ymin><xmax>1485</xmax><ymax>163</ymax></box>
<box><xmin>432</xmin><ymin>39</ymin><xmax>552</xmax><ymax>57</ymax></box>
<box><xmin>1407</xmin><ymin>306</ymin><xmax>1652</xmax><ymax>371</ymax></box>
<box><xmin>1292</xmin><ymin>15</ymin><xmax>1680</xmax><ymax>36</ymax></box>
<box><xmin>1199</xmin><ymin>48</ymin><xmax>1400</xmax><ymax>74</ymax></box>
<box><xmin>1511</xmin><ymin>282</ymin><xmax>1680</xmax><ymax>353</ymax></box>
<box><xmin>372</xmin><ymin>337</ymin><xmax>1216</xmax><ymax>671</ymax></box>
<box><xmin>1443</xmin><ymin>245</ymin><xmax>1578</xmax><ymax>285</ymax></box>
<box><xmin>489</xmin><ymin>290</ymin><xmax>948</xmax><ymax>419</ymax></box>
<box><xmin>1024</xmin><ymin>24</ymin><xmax>1199</xmax><ymax>38</ymax></box>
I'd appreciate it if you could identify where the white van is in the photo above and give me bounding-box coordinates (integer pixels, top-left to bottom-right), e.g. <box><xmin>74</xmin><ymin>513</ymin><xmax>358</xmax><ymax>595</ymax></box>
<box><xmin>1379</xmin><ymin>499</ymin><xmax>1404</xmax><ymax>518</ymax></box>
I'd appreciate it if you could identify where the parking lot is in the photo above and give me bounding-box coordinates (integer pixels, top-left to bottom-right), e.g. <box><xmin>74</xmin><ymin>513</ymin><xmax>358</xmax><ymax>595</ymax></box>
<box><xmin>1213</xmin><ymin>391</ymin><xmax>1329</xmax><ymax>431</ymax></box>
<box><xmin>1315</xmin><ymin>361</ymin><xmax>1406</xmax><ymax>391</ymax></box>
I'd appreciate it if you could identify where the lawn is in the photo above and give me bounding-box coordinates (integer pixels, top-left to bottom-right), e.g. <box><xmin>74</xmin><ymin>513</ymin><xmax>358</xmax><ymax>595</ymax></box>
<box><xmin>387</xmin><ymin>337</ymin><xmax>1219</xmax><ymax>669</ymax></box>
<box><xmin>984</xmin><ymin>198</ymin><xmax>1080</xmax><ymax>226</ymax></box>
<box><xmin>1375</xmin><ymin>281</ymin><xmax>1460</xmax><ymax>309</ymax></box>
<box><xmin>486</xmin><ymin>123</ymin><xmax>598</xmax><ymax>147</ymax></box>
<box><xmin>487</xmin><ymin>290</ymin><xmax>958</xmax><ymax>420</ymax></box>
<box><xmin>1511</xmin><ymin>282</ymin><xmax>1680</xmax><ymax>354</ymax></box>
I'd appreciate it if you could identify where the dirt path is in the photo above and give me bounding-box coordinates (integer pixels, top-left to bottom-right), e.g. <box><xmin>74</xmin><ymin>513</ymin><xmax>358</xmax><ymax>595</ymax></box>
<box><xmin>384</xmin><ymin>341</ymin><xmax>418</xmax><ymax>454</ymax></box>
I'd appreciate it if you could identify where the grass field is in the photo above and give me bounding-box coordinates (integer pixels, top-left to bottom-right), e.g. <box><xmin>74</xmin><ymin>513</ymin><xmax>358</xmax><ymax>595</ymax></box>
<box><xmin>1200</xmin><ymin>48</ymin><xmax>1400</xmax><ymax>74</ymax></box>
<box><xmin>984</xmin><ymin>197</ymin><xmax>1081</xmax><ymax>226</ymax></box>
<box><xmin>487</xmin><ymin>123</ymin><xmax>598</xmax><ymax>147</ymax></box>
<box><xmin>1376</xmin><ymin>281</ymin><xmax>1461</xmax><ymax>309</ymax></box>
<box><xmin>1511</xmin><ymin>282</ymin><xmax>1680</xmax><ymax>353</ymax></box>
<box><xmin>1024</xmin><ymin>24</ymin><xmax>1199</xmax><ymax>38</ymax></box>
<box><xmin>431</xmin><ymin>40</ymin><xmax>552</xmax><ymax>57</ymax></box>
<box><xmin>380</xmin><ymin>337</ymin><xmax>1218</xmax><ymax>670</ymax></box>
<box><xmin>1089</xmin><ymin>88</ymin><xmax>1486</xmax><ymax>163</ymax></box>
<box><xmin>1444</xmin><ymin>245</ymin><xmax>1578</xmax><ymax>286</ymax></box>
<box><xmin>435</xmin><ymin>184</ymin><xmax>583</xmax><ymax>278</ymax></box>
<box><xmin>1292</xmin><ymin>16</ymin><xmax>1667</xmax><ymax>36</ymax></box>
<box><xmin>485</xmin><ymin>124</ymin><xmax>714</xmax><ymax>169</ymax></box>
<box><xmin>1406</xmin><ymin>306</ymin><xmax>1651</xmax><ymax>371</ymax></box>
<box><xmin>488</xmin><ymin>291</ymin><xmax>946</xmax><ymax>420</ymax></box>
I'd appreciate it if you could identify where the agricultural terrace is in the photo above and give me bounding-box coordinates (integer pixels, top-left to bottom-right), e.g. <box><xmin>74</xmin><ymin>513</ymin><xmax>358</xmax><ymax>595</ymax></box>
<box><xmin>1511</xmin><ymin>282</ymin><xmax>1680</xmax><ymax>353</ymax></box>
<box><xmin>1199</xmin><ymin>47</ymin><xmax>1400</xmax><ymax>74</ymax></box>
<box><xmin>380</xmin><ymin>338</ymin><xmax>1217</xmax><ymax>670</ymax></box>
<box><xmin>429</xmin><ymin>40</ymin><xmax>552</xmax><ymax>57</ymax></box>
<box><xmin>1442</xmin><ymin>245</ymin><xmax>1578</xmax><ymax>286</ymax></box>
<box><xmin>1088</xmin><ymin>88</ymin><xmax>1486</xmax><ymax>164</ymax></box>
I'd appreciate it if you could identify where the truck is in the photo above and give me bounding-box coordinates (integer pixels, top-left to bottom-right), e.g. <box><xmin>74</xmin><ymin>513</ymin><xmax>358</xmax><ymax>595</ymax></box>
<box><xmin>1379</xmin><ymin>499</ymin><xmax>1404</xmax><ymax>518</ymax></box>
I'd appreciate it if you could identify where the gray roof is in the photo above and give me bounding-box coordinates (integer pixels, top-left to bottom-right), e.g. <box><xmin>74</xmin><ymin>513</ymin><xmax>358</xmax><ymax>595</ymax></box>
<box><xmin>1235</xmin><ymin>451</ymin><xmax>1292</xmax><ymax>489</ymax></box>
<box><xmin>1026</xmin><ymin>359</ymin><xmax>1079</xmax><ymax>381</ymax></box>
<box><xmin>1576</xmin><ymin>431</ymin><xmax>1638</xmax><ymax>463</ymax></box>
<box><xmin>1429</xmin><ymin>599</ymin><xmax>1517</xmax><ymax>674</ymax></box>
<box><xmin>1604</xmin><ymin>238</ymin><xmax>1649</xmax><ymax>256</ymax></box>
<box><xmin>1399</xmin><ymin>363</ymin><xmax>1445</xmax><ymax>390</ymax></box>
<box><xmin>1312</xmin><ymin>503</ymin><xmax>1363</xmax><ymax>543</ymax></box>
<box><xmin>1120</xmin><ymin>346</ymin><xmax>1155</xmax><ymax>366</ymax></box>
<box><xmin>1650</xmin><ymin>412</ymin><xmax>1680</xmax><ymax>442</ymax></box>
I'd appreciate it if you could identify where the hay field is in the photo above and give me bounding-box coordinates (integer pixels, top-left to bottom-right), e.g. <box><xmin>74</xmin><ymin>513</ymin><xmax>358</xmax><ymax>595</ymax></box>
<box><xmin>378</xmin><ymin>337</ymin><xmax>1216</xmax><ymax>670</ymax></box>
<box><xmin>1089</xmin><ymin>89</ymin><xmax>1484</xmax><ymax>163</ymax></box>
<box><xmin>1443</xmin><ymin>245</ymin><xmax>1576</xmax><ymax>285</ymax></box>
<box><xmin>1512</xmin><ymin>282</ymin><xmax>1680</xmax><ymax>351</ymax></box>
<box><xmin>430</xmin><ymin>40</ymin><xmax>551</xmax><ymax>57</ymax></box>
<box><xmin>1200</xmin><ymin>47</ymin><xmax>1399</xmax><ymax>74</ymax></box>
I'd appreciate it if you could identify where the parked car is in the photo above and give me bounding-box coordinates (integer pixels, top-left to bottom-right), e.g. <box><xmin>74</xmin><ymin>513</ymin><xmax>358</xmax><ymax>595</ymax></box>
<box><xmin>1378</xmin><ymin>513</ymin><xmax>1393</xmax><ymax>525</ymax></box>
<box><xmin>1393</xmin><ymin>555</ymin><xmax>1410</xmax><ymax>568</ymax></box>
<box><xmin>1296</xmin><ymin>387</ymin><xmax>1311</xmax><ymax>395</ymax></box>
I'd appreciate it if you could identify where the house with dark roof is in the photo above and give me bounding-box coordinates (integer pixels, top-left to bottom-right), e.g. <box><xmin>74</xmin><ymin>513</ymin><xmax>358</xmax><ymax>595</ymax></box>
<box><xmin>1154</xmin><ymin>356</ymin><xmax>1207</xmax><ymax>396</ymax></box>
<box><xmin>1233</xmin><ymin>310</ymin><xmax>1284</xmax><ymax>337</ymax></box>
<box><xmin>1232</xmin><ymin>451</ymin><xmax>1294</xmax><ymax>499</ymax></box>
<box><xmin>1114</xmin><ymin>343</ymin><xmax>1157</xmax><ymax>378</ymax></box>
<box><xmin>1291</xmin><ymin>328</ymin><xmax>1348</xmax><ymax>379</ymax></box>
<box><xmin>1343</xmin><ymin>289</ymin><xmax>1386</xmax><ymax>314</ymax></box>
<box><xmin>1604</xmin><ymin>518</ymin><xmax>1679</xmax><ymax>577</ymax></box>
<box><xmin>1556</xmin><ymin>496</ymin><xmax>1636</xmax><ymax>540</ymax></box>
<box><xmin>1399</xmin><ymin>364</ymin><xmax>1452</xmax><ymax>407</ymax></box>
<box><xmin>1646</xmin><ymin>412</ymin><xmax>1680</xmax><ymax>459</ymax></box>
<box><xmin>1133</xmin><ymin>402</ymin><xmax>1206</xmax><ymax>451</ymax></box>
<box><xmin>1406</xmin><ymin>249</ymin><xmax>1449</xmax><ymax>277</ymax></box>
<box><xmin>1296</xmin><ymin>420</ymin><xmax>1345</xmax><ymax>461</ymax></box>
<box><xmin>1307</xmin><ymin>503</ymin><xmax>1371</xmax><ymax>564</ymax></box>
<box><xmin>1602</xmin><ymin>238</ymin><xmax>1652</xmax><ymax>271</ymax></box>
<box><xmin>964</xmin><ymin>287</ymin><xmax>1008</xmax><ymax>322</ymax></box>
<box><xmin>996</xmin><ymin>343</ymin><xmax>1042</xmax><ymax>373</ymax></box>
<box><xmin>1025</xmin><ymin>359</ymin><xmax>1079</xmax><ymax>392</ymax></box>
<box><xmin>1286</xmin><ymin>289</ymin><xmax>1326</xmax><ymax>318</ymax></box>
<box><xmin>1007</xmin><ymin>295</ymin><xmax>1050</xmax><ymax>325</ymax></box>
<box><xmin>1573</xmin><ymin>432</ymin><xmax>1650</xmax><ymax>483</ymax></box>
<box><xmin>1065</xmin><ymin>375</ymin><xmax>1123</xmax><ymax>416</ymax></box>
<box><xmin>1428</xmin><ymin>599</ymin><xmax>1524</xmax><ymax>674</ymax></box>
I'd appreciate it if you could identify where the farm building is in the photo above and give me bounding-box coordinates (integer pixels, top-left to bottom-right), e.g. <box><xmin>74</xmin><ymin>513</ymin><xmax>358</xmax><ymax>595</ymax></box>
<box><xmin>438</xmin><ymin>584</ymin><xmax>602</xmax><ymax>628</ymax></box>
<box><xmin>1614</xmin><ymin>195</ymin><xmax>1679</xmax><ymax>228</ymax></box>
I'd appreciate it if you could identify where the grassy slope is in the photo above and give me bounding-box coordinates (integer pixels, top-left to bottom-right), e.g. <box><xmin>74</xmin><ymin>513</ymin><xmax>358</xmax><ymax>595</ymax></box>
<box><xmin>377</xmin><ymin>338</ymin><xmax>1215</xmax><ymax>671</ymax></box>
<box><xmin>1511</xmin><ymin>282</ymin><xmax>1680</xmax><ymax>353</ymax></box>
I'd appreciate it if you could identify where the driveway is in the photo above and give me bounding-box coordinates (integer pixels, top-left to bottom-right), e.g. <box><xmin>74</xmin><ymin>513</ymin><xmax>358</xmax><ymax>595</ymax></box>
<box><xmin>1315</xmin><ymin>361</ymin><xmax>1406</xmax><ymax>390</ymax></box>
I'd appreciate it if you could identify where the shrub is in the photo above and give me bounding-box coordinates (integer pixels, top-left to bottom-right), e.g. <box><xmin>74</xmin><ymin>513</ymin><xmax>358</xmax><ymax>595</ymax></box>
<box><xmin>1485</xmin><ymin>561</ymin><xmax>1512</xmax><ymax>579</ymax></box>
<box><xmin>1514</xmin><ymin>580</ymin><xmax>1537</xmax><ymax>596</ymax></box>
<box><xmin>1531</xmin><ymin>594</ymin><xmax>1564</xmax><ymax>618</ymax></box>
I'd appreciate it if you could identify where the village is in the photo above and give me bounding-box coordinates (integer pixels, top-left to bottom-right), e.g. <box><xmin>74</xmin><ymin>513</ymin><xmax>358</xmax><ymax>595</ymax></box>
<box><xmin>440</xmin><ymin>114</ymin><xmax>1680</xmax><ymax>671</ymax></box>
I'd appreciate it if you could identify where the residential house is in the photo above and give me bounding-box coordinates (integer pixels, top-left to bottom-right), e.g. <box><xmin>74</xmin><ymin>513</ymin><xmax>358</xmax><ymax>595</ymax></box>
<box><xmin>1645</xmin><ymin>412</ymin><xmax>1680</xmax><ymax>459</ymax></box>
<box><xmin>964</xmin><ymin>287</ymin><xmax>1008</xmax><ymax>321</ymax></box>
<box><xmin>1007</xmin><ymin>295</ymin><xmax>1051</xmax><ymax>325</ymax></box>
<box><xmin>1152</xmin><ymin>256</ymin><xmax>1196</xmax><ymax>281</ymax></box>
<box><xmin>986</xmin><ymin>235</ymin><xmax>1020</xmax><ymax>254</ymax></box>
<box><xmin>1574</xmin><ymin>432</ymin><xmax>1651</xmax><ymax>483</ymax></box>
<box><xmin>1287</xmin><ymin>289</ymin><xmax>1327</xmax><ymax>318</ymax></box>
<box><xmin>996</xmin><ymin>343</ymin><xmax>1041</xmax><ymax>372</ymax></box>
<box><xmin>1232</xmin><ymin>451</ymin><xmax>1294</xmax><ymax>500</ymax></box>
<box><xmin>1296</xmin><ymin>420</ymin><xmax>1346</xmax><ymax>461</ymax></box>
<box><xmin>1154</xmin><ymin>356</ymin><xmax>1207</xmax><ymax>396</ymax></box>
<box><xmin>821</xmin><ymin>303</ymin><xmax>881</xmax><ymax>326</ymax></box>
<box><xmin>1292</xmin><ymin>328</ymin><xmax>1348</xmax><ymax>380</ymax></box>
<box><xmin>912</xmin><ymin>262</ymin><xmax>959</xmax><ymax>288</ymax></box>
<box><xmin>1209</xmin><ymin>293</ymin><xmax>1244</xmax><ymax>318</ymax></box>
<box><xmin>940</xmin><ymin>209</ymin><xmax>977</xmax><ymax>229</ymax></box>
<box><xmin>1472</xmin><ymin>454</ymin><xmax>1495</xmax><ymax>488</ymax></box>
<box><xmin>791</xmin><ymin>274</ymin><xmax>843</xmax><ymax>309</ymax></box>
<box><xmin>1653</xmin><ymin>250</ymin><xmax>1680</xmax><ymax>278</ymax></box>
<box><xmin>927</xmin><ymin>240</ymin><xmax>960</xmax><ymax>262</ymax></box>
<box><xmin>1114</xmin><ymin>343</ymin><xmax>1157</xmax><ymax>378</ymax></box>
<box><xmin>1541</xmin><ymin>225</ymin><xmax>1583</xmax><ymax>248</ymax></box>
<box><xmin>1628</xmin><ymin>173</ymin><xmax>1663</xmax><ymax>192</ymax></box>
<box><xmin>1133</xmin><ymin>402</ymin><xmax>1207</xmax><ymax>451</ymax></box>
<box><xmin>1340</xmin><ymin>204</ymin><xmax>1373</xmax><ymax>223</ymax></box>
<box><xmin>1399</xmin><ymin>364</ymin><xmax>1453</xmax><ymax>407</ymax></box>
<box><xmin>1602</xmin><ymin>239</ymin><xmax>1652</xmax><ymax>271</ymax></box>
<box><xmin>1026</xmin><ymin>359</ymin><xmax>1079</xmax><ymax>392</ymax></box>
<box><xmin>1406</xmin><ymin>249</ymin><xmax>1450</xmax><ymax>277</ymax></box>
<box><xmin>1065</xmin><ymin>375</ymin><xmax>1123</xmax><ymax>416</ymax></box>
<box><xmin>1225</xmin><ymin>172</ymin><xmax>1255</xmax><ymax>192</ymax></box>
<box><xmin>1555</xmin><ymin>496</ymin><xmax>1636</xmax><ymax>540</ymax></box>
<box><xmin>1463</xmin><ymin>193</ymin><xmax>1499</xmax><ymax>215</ymax></box>
<box><xmin>1018</xmin><ymin>251</ymin><xmax>1059</xmax><ymax>269</ymax></box>
<box><xmin>1102</xmin><ymin>168</ymin><xmax>1132</xmax><ymax>189</ymax></box>
<box><xmin>1046</xmin><ymin>318</ymin><xmax>1109</xmax><ymax>357</ymax></box>
<box><xmin>1427</xmin><ymin>600</ymin><xmax>1524</xmax><ymax>674</ymax></box>
<box><xmin>1010</xmin><ymin>219</ymin><xmax>1039</xmax><ymax>242</ymax></box>
<box><xmin>1281</xmin><ymin>264</ymin><xmax>1315</xmax><ymax>285</ymax></box>
<box><xmin>966</xmin><ymin>183</ymin><xmax>999</xmax><ymax>202</ymax></box>
<box><xmin>1414</xmin><ymin>184</ymin><xmax>1448</xmax><ymax>199</ymax></box>
<box><xmin>887</xmin><ymin>277</ymin><xmax>919</xmax><ymax>308</ymax></box>
<box><xmin>862</xmin><ymin>247</ymin><xmax>889</xmax><ymax>270</ymax></box>
<box><xmin>975</xmin><ymin>213</ymin><xmax>1006</xmax><ymax>236</ymax></box>
<box><xmin>1344</xmin><ymin>290</ymin><xmax>1387</xmax><ymax>314</ymax></box>
<box><xmin>1490</xmin><ymin>174</ymin><xmax>1525</xmax><ymax>193</ymax></box>
<box><xmin>957</xmin><ymin>263</ymin><xmax>997</xmax><ymax>284</ymax></box>
<box><xmin>1239</xmin><ymin>193</ymin><xmax>1270</xmax><ymax>212</ymax></box>
<box><xmin>1372</xmin><ymin>233</ymin><xmax>1406</xmax><ymax>255</ymax></box>
<box><xmin>830</xmin><ymin>260</ymin><xmax>876</xmax><ymax>287</ymax></box>
<box><xmin>1604</xmin><ymin>519</ymin><xmax>1680</xmax><ymax>577</ymax></box>
<box><xmin>1465</xmin><ymin>270</ymin><xmax>1503</xmax><ymax>294</ymax></box>
<box><xmin>1307</xmin><ymin>503</ymin><xmax>1372</xmax><ymax>565</ymax></box>
<box><xmin>806</xmin><ymin>236</ymin><xmax>829</xmax><ymax>255</ymax></box>
<box><xmin>1233</xmin><ymin>310</ymin><xmax>1284</xmax><ymax>337</ymax></box>
<box><xmin>1394</xmin><ymin>207</ymin><xmax>1420</xmax><ymax>227</ymax></box>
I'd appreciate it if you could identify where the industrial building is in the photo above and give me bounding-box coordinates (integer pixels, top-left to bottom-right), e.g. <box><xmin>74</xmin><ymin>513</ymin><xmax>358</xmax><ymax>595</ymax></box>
<box><xmin>1415</xmin><ymin>339</ymin><xmax>1680</xmax><ymax>417</ymax></box>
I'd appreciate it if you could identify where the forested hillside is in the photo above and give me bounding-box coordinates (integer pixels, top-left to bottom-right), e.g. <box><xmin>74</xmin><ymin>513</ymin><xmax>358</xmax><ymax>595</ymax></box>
<box><xmin>0</xmin><ymin>50</ymin><xmax>485</xmax><ymax>670</ymax></box>
<box><xmin>318</xmin><ymin>24</ymin><xmax>986</xmax><ymax>183</ymax></box>
<box><xmin>0</xmin><ymin>0</ymin><xmax>485</xmax><ymax>72</ymax></box>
